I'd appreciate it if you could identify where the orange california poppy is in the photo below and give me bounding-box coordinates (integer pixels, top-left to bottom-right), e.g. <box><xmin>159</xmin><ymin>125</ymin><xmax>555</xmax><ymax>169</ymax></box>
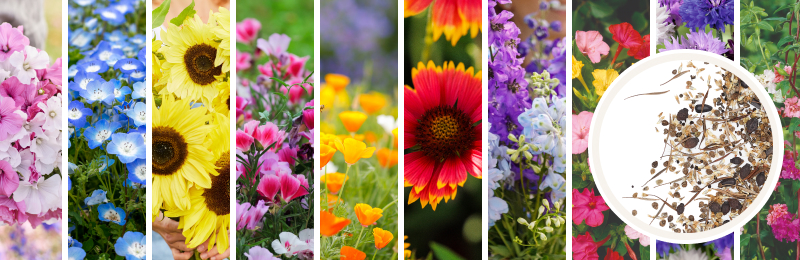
<box><xmin>320</xmin><ymin>144</ymin><xmax>336</xmax><ymax>169</ymax></box>
<box><xmin>404</xmin><ymin>236</ymin><xmax>411</xmax><ymax>259</ymax></box>
<box><xmin>377</xmin><ymin>148</ymin><xmax>398</xmax><ymax>168</ymax></box>
<box><xmin>326</xmin><ymin>194</ymin><xmax>343</xmax><ymax>208</ymax></box>
<box><xmin>354</xmin><ymin>203</ymin><xmax>383</xmax><ymax>227</ymax></box>
<box><xmin>405</xmin><ymin>61</ymin><xmax>482</xmax><ymax>211</ymax></box>
<box><xmin>404</xmin><ymin>0</ymin><xmax>481</xmax><ymax>46</ymax></box>
<box><xmin>325</xmin><ymin>73</ymin><xmax>350</xmax><ymax>92</ymax></box>
<box><xmin>364</xmin><ymin>131</ymin><xmax>378</xmax><ymax>144</ymax></box>
<box><xmin>340</xmin><ymin>246</ymin><xmax>366</xmax><ymax>260</ymax></box>
<box><xmin>392</xmin><ymin>127</ymin><xmax>398</xmax><ymax>148</ymax></box>
<box><xmin>338</xmin><ymin>134</ymin><xmax>365</xmax><ymax>142</ymax></box>
<box><xmin>321</xmin><ymin>133</ymin><xmax>340</xmax><ymax>148</ymax></box>
<box><xmin>321</xmin><ymin>210</ymin><xmax>351</xmax><ymax>236</ymax></box>
<box><xmin>321</xmin><ymin>172</ymin><xmax>348</xmax><ymax>194</ymax></box>
<box><xmin>373</xmin><ymin>227</ymin><xmax>394</xmax><ymax>250</ymax></box>
<box><xmin>339</xmin><ymin>111</ymin><xmax>368</xmax><ymax>133</ymax></box>
<box><xmin>334</xmin><ymin>138</ymin><xmax>375</xmax><ymax>165</ymax></box>
<box><xmin>358</xmin><ymin>92</ymin><xmax>387</xmax><ymax>114</ymax></box>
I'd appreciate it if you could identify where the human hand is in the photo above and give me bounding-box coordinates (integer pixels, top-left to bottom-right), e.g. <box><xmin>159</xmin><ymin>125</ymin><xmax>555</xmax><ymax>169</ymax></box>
<box><xmin>196</xmin><ymin>229</ymin><xmax>231</xmax><ymax>260</ymax></box>
<box><xmin>152</xmin><ymin>212</ymin><xmax>194</xmax><ymax>259</ymax></box>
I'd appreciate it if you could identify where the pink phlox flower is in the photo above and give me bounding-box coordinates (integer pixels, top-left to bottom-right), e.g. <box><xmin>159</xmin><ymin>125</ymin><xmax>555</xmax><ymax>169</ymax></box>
<box><xmin>572</xmin><ymin>188</ymin><xmax>609</xmax><ymax>227</ymax></box>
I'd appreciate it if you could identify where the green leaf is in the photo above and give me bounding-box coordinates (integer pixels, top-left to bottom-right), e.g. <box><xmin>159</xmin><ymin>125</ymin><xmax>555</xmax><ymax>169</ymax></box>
<box><xmin>742</xmin><ymin>13</ymin><xmax>752</xmax><ymax>24</ymax></box>
<box><xmin>82</xmin><ymin>239</ymin><xmax>95</xmax><ymax>252</ymax></box>
<box><xmin>788</xmin><ymin>118</ymin><xmax>800</xmax><ymax>133</ymax></box>
<box><xmin>430</xmin><ymin>242</ymin><xmax>466</xmax><ymax>260</ymax></box>
<box><xmin>741</xmin><ymin>234</ymin><xmax>751</xmax><ymax>248</ymax></box>
<box><xmin>489</xmin><ymin>245</ymin><xmax>512</xmax><ymax>257</ymax></box>
<box><xmin>777</xmin><ymin>66</ymin><xmax>789</xmax><ymax>77</ymax></box>
<box><xmin>778</xmin><ymin>36</ymin><xmax>794</xmax><ymax>47</ymax></box>
<box><xmin>170</xmin><ymin>0</ymin><xmax>196</xmax><ymax>26</ymax></box>
<box><xmin>614</xmin><ymin>240</ymin><xmax>628</xmax><ymax>256</ymax></box>
<box><xmin>639</xmin><ymin>244</ymin><xmax>649</xmax><ymax>259</ymax></box>
<box><xmin>763</xmin><ymin>17</ymin><xmax>787</xmax><ymax>22</ymax></box>
<box><xmin>632</xmin><ymin>12</ymin><xmax>647</xmax><ymax>32</ymax></box>
<box><xmin>747</xmin><ymin>34</ymin><xmax>755</xmax><ymax>47</ymax></box>
<box><xmin>152</xmin><ymin>0</ymin><xmax>171</xmax><ymax>28</ymax></box>
<box><xmin>589</xmin><ymin>2</ymin><xmax>614</xmax><ymax>18</ymax></box>
<box><xmin>756</xmin><ymin>21</ymin><xmax>774</xmax><ymax>31</ymax></box>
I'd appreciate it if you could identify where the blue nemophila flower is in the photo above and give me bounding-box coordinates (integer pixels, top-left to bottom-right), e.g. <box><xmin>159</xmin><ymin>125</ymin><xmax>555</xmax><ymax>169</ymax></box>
<box><xmin>68</xmin><ymin>247</ymin><xmax>86</xmax><ymax>260</ymax></box>
<box><xmin>69</xmin><ymin>29</ymin><xmax>95</xmax><ymax>50</ymax></box>
<box><xmin>111</xmin><ymin>2</ymin><xmax>134</xmax><ymax>15</ymax></box>
<box><xmin>73</xmin><ymin>0</ymin><xmax>94</xmax><ymax>6</ymax></box>
<box><xmin>90</xmin><ymin>41</ymin><xmax>125</xmax><ymax>66</ymax></box>
<box><xmin>114</xmin><ymin>84</ymin><xmax>132</xmax><ymax>103</ymax></box>
<box><xmin>79</xmin><ymin>79</ymin><xmax>115</xmax><ymax>105</ymax></box>
<box><xmin>106</xmin><ymin>132</ymin><xmax>145</xmax><ymax>164</ymax></box>
<box><xmin>96</xmin><ymin>155</ymin><xmax>116</xmax><ymax>173</ymax></box>
<box><xmin>98</xmin><ymin>203</ymin><xmax>126</xmax><ymax>226</ymax></box>
<box><xmin>69</xmin><ymin>71</ymin><xmax>103</xmax><ymax>92</ymax></box>
<box><xmin>130</xmin><ymin>35</ymin><xmax>146</xmax><ymax>48</ymax></box>
<box><xmin>83</xmin><ymin>189</ymin><xmax>108</xmax><ymax>206</ymax></box>
<box><xmin>137</xmin><ymin>47</ymin><xmax>146</xmax><ymax>64</ymax></box>
<box><xmin>77</xmin><ymin>58</ymin><xmax>109</xmax><ymax>74</ymax></box>
<box><xmin>126</xmin><ymin>159</ymin><xmax>146</xmax><ymax>185</ymax></box>
<box><xmin>84</xmin><ymin>17</ymin><xmax>98</xmax><ymax>31</ymax></box>
<box><xmin>131</xmin><ymin>82</ymin><xmax>145</xmax><ymax>99</ymax></box>
<box><xmin>67</xmin><ymin>101</ymin><xmax>93</xmax><ymax>128</ymax></box>
<box><xmin>121</xmin><ymin>44</ymin><xmax>136</xmax><ymax>58</ymax></box>
<box><xmin>83</xmin><ymin>119</ymin><xmax>122</xmax><ymax>149</ymax></box>
<box><xmin>114</xmin><ymin>231</ymin><xmax>146</xmax><ymax>260</ymax></box>
<box><xmin>114</xmin><ymin>58</ymin><xmax>144</xmax><ymax>74</ymax></box>
<box><xmin>115</xmin><ymin>100</ymin><xmax>135</xmax><ymax>122</ymax></box>
<box><xmin>68</xmin><ymin>236</ymin><xmax>82</xmax><ymax>247</ymax></box>
<box><xmin>126</xmin><ymin>102</ymin><xmax>146</xmax><ymax>127</ymax></box>
<box><xmin>104</xmin><ymin>30</ymin><xmax>126</xmax><ymax>42</ymax></box>
<box><xmin>95</xmin><ymin>7</ymin><xmax>126</xmax><ymax>26</ymax></box>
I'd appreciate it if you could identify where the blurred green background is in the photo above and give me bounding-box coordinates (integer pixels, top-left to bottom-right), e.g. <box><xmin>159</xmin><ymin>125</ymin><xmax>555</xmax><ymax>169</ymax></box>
<box><xmin>236</xmin><ymin>0</ymin><xmax>313</xmax><ymax>70</ymax></box>
<box><xmin>46</xmin><ymin>0</ymin><xmax>62</xmax><ymax>61</ymax></box>
<box><xmin>740</xmin><ymin>0</ymin><xmax>796</xmax><ymax>73</ymax></box>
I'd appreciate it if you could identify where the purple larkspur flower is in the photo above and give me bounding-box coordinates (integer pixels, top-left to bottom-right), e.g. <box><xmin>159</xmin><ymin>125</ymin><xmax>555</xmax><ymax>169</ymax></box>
<box><xmin>680</xmin><ymin>0</ymin><xmax>733</xmax><ymax>31</ymax></box>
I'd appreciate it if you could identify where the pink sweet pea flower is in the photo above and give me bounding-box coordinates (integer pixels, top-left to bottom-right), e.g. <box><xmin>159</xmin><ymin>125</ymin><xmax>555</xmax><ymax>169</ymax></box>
<box><xmin>572</xmin><ymin>188</ymin><xmax>609</xmax><ymax>227</ymax></box>
<box><xmin>257</xmin><ymin>175</ymin><xmax>281</xmax><ymax>203</ymax></box>
<box><xmin>572</xmin><ymin>111</ymin><xmax>593</xmax><ymax>154</ymax></box>
<box><xmin>236</xmin><ymin>18</ymin><xmax>261</xmax><ymax>44</ymax></box>
<box><xmin>303</xmin><ymin>100</ymin><xmax>314</xmax><ymax>130</ymax></box>
<box><xmin>236</xmin><ymin>130</ymin><xmax>255</xmax><ymax>152</ymax></box>
<box><xmin>0</xmin><ymin>23</ymin><xmax>30</xmax><ymax>62</ymax></box>
<box><xmin>575</xmin><ymin>31</ymin><xmax>610</xmax><ymax>63</ymax></box>
<box><xmin>237</xmin><ymin>51</ymin><xmax>252</xmax><ymax>71</ymax></box>
<box><xmin>257</xmin><ymin>33</ymin><xmax>291</xmax><ymax>58</ymax></box>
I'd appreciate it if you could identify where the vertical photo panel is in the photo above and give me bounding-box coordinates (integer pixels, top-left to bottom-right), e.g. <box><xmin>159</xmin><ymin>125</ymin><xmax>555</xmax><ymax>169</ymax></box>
<box><xmin>740</xmin><ymin>1</ymin><xmax>800</xmax><ymax>259</ymax></box>
<box><xmin>234</xmin><ymin>0</ymin><xmax>316</xmax><ymax>259</ymax></box>
<box><xmin>572</xmin><ymin>0</ymin><xmax>652</xmax><ymax>259</ymax></box>
<box><xmin>67</xmin><ymin>0</ymin><xmax>145</xmax><ymax>259</ymax></box>
<box><xmin>150</xmin><ymin>0</ymin><xmax>231</xmax><ymax>259</ymax></box>
<box><xmin>318</xmin><ymin>0</ymin><xmax>399</xmax><ymax>259</ymax></box>
<box><xmin>404</xmin><ymin>0</ymin><xmax>482</xmax><ymax>259</ymax></box>
<box><xmin>488</xmin><ymin>0</ymin><xmax>567</xmax><ymax>259</ymax></box>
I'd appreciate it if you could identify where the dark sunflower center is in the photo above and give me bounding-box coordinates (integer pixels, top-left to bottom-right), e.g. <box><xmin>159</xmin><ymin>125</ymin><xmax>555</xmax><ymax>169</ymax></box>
<box><xmin>203</xmin><ymin>151</ymin><xmax>230</xmax><ymax>215</ymax></box>
<box><xmin>416</xmin><ymin>105</ymin><xmax>475</xmax><ymax>161</ymax></box>
<box><xmin>184</xmin><ymin>43</ymin><xmax>222</xmax><ymax>85</ymax></box>
<box><xmin>152</xmin><ymin>126</ymin><xmax>188</xmax><ymax>176</ymax></box>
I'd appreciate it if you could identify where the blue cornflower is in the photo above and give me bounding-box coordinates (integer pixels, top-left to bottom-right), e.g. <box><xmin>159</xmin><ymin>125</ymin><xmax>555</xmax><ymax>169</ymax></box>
<box><xmin>131</xmin><ymin>82</ymin><xmax>145</xmax><ymax>99</ymax></box>
<box><xmin>95</xmin><ymin>7</ymin><xmax>126</xmax><ymax>26</ymax></box>
<box><xmin>126</xmin><ymin>158</ymin><xmax>146</xmax><ymax>185</ymax></box>
<box><xmin>680</xmin><ymin>0</ymin><xmax>733</xmax><ymax>32</ymax></box>
<box><xmin>69</xmin><ymin>29</ymin><xmax>95</xmax><ymax>50</ymax></box>
<box><xmin>104</xmin><ymin>30</ymin><xmax>126</xmax><ymax>43</ymax></box>
<box><xmin>656</xmin><ymin>241</ymin><xmax>682</xmax><ymax>257</ymax></box>
<box><xmin>79</xmin><ymin>80</ymin><xmax>115</xmax><ymax>105</ymax></box>
<box><xmin>96</xmin><ymin>155</ymin><xmax>116</xmax><ymax>173</ymax></box>
<box><xmin>83</xmin><ymin>119</ymin><xmax>122</xmax><ymax>149</ymax></box>
<box><xmin>114</xmin><ymin>231</ymin><xmax>146</xmax><ymax>260</ymax></box>
<box><xmin>704</xmin><ymin>233</ymin><xmax>734</xmax><ymax>252</ymax></box>
<box><xmin>106</xmin><ymin>132</ymin><xmax>145</xmax><ymax>164</ymax></box>
<box><xmin>98</xmin><ymin>203</ymin><xmax>126</xmax><ymax>226</ymax></box>
<box><xmin>77</xmin><ymin>58</ymin><xmax>109</xmax><ymax>74</ymax></box>
<box><xmin>67</xmin><ymin>101</ymin><xmax>93</xmax><ymax>128</ymax></box>
<box><xmin>90</xmin><ymin>41</ymin><xmax>125</xmax><ymax>66</ymax></box>
<box><xmin>83</xmin><ymin>189</ymin><xmax>108</xmax><ymax>206</ymax></box>
<box><xmin>114</xmin><ymin>84</ymin><xmax>132</xmax><ymax>103</ymax></box>
<box><xmin>114</xmin><ymin>58</ymin><xmax>145</xmax><ymax>75</ymax></box>
<box><xmin>69</xmin><ymin>71</ymin><xmax>103</xmax><ymax>92</ymax></box>
<box><xmin>125</xmin><ymin>102</ymin><xmax>146</xmax><ymax>127</ymax></box>
<box><xmin>68</xmin><ymin>247</ymin><xmax>86</xmax><ymax>260</ymax></box>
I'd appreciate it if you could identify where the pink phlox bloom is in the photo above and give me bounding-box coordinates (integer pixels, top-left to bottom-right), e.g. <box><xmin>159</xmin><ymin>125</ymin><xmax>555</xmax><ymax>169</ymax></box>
<box><xmin>572</xmin><ymin>111</ymin><xmax>593</xmax><ymax>154</ymax></box>
<box><xmin>575</xmin><ymin>31</ymin><xmax>610</xmax><ymax>63</ymax></box>
<box><xmin>0</xmin><ymin>23</ymin><xmax>30</xmax><ymax>62</ymax></box>
<box><xmin>236</xmin><ymin>18</ymin><xmax>261</xmax><ymax>44</ymax></box>
<box><xmin>572</xmin><ymin>188</ymin><xmax>609</xmax><ymax>227</ymax></box>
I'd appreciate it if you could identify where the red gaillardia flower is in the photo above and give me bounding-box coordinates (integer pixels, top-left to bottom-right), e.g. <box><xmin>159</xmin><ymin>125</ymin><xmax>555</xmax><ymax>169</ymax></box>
<box><xmin>404</xmin><ymin>61</ymin><xmax>481</xmax><ymax>210</ymax></box>
<box><xmin>404</xmin><ymin>0</ymin><xmax>481</xmax><ymax>46</ymax></box>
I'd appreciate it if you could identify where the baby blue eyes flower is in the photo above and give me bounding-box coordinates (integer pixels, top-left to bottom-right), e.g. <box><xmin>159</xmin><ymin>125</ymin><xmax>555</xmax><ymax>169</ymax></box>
<box><xmin>114</xmin><ymin>231</ymin><xmax>146</xmax><ymax>260</ymax></box>
<box><xmin>91</xmin><ymin>41</ymin><xmax>125</xmax><ymax>65</ymax></box>
<box><xmin>126</xmin><ymin>159</ymin><xmax>146</xmax><ymax>185</ymax></box>
<box><xmin>98</xmin><ymin>203</ymin><xmax>126</xmax><ymax>226</ymax></box>
<box><xmin>95</xmin><ymin>7</ymin><xmax>126</xmax><ymax>26</ymax></box>
<box><xmin>96</xmin><ymin>155</ymin><xmax>116</xmax><ymax>173</ymax></box>
<box><xmin>69</xmin><ymin>29</ymin><xmax>95</xmax><ymax>50</ymax></box>
<box><xmin>106</xmin><ymin>132</ymin><xmax>145</xmax><ymax>164</ymax></box>
<box><xmin>114</xmin><ymin>84</ymin><xmax>132</xmax><ymax>102</ymax></box>
<box><xmin>69</xmin><ymin>236</ymin><xmax>82</xmax><ymax>247</ymax></box>
<box><xmin>68</xmin><ymin>247</ymin><xmax>87</xmax><ymax>260</ymax></box>
<box><xmin>131</xmin><ymin>82</ymin><xmax>145</xmax><ymax>99</ymax></box>
<box><xmin>79</xmin><ymin>79</ymin><xmax>115</xmax><ymax>105</ymax></box>
<box><xmin>104</xmin><ymin>30</ymin><xmax>126</xmax><ymax>43</ymax></box>
<box><xmin>68</xmin><ymin>101</ymin><xmax>93</xmax><ymax>128</ymax></box>
<box><xmin>111</xmin><ymin>2</ymin><xmax>134</xmax><ymax>15</ymax></box>
<box><xmin>69</xmin><ymin>71</ymin><xmax>103</xmax><ymax>92</ymax></box>
<box><xmin>83</xmin><ymin>119</ymin><xmax>122</xmax><ymax>149</ymax></box>
<box><xmin>73</xmin><ymin>0</ymin><xmax>95</xmax><ymax>6</ymax></box>
<box><xmin>77</xmin><ymin>58</ymin><xmax>109</xmax><ymax>74</ymax></box>
<box><xmin>84</xmin><ymin>189</ymin><xmax>108</xmax><ymax>206</ymax></box>
<box><xmin>125</xmin><ymin>102</ymin><xmax>146</xmax><ymax>127</ymax></box>
<box><xmin>114</xmin><ymin>58</ymin><xmax>145</xmax><ymax>75</ymax></box>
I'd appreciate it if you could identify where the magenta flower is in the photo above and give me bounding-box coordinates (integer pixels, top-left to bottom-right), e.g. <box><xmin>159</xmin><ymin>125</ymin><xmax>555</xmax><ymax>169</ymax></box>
<box><xmin>0</xmin><ymin>161</ymin><xmax>19</xmax><ymax>197</ymax></box>
<box><xmin>303</xmin><ymin>100</ymin><xmax>314</xmax><ymax>130</ymax></box>
<box><xmin>0</xmin><ymin>95</ymin><xmax>24</xmax><ymax>141</ymax></box>
<box><xmin>781</xmin><ymin>152</ymin><xmax>800</xmax><ymax>180</ymax></box>
<box><xmin>0</xmin><ymin>23</ymin><xmax>30</xmax><ymax>62</ymax></box>
<box><xmin>575</xmin><ymin>31</ymin><xmax>610</xmax><ymax>63</ymax></box>
<box><xmin>280</xmin><ymin>173</ymin><xmax>309</xmax><ymax>202</ymax></box>
<box><xmin>237</xmin><ymin>200</ymin><xmax>269</xmax><ymax>230</ymax></box>
<box><xmin>257</xmin><ymin>33</ymin><xmax>291</xmax><ymax>58</ymax></box>
<box><xmin>572</xmin><ymin>188</ymin><xmax>609</xmax><ymax>227</ymax></box>
<box><xmin>572</xmin><ymin>111</ymin><xmax>593</xmax><ymax>154</ymax></box>
<box><xmin>236</xmin><ymin>130</ymin><xmax>255</xmax><ymax>152</ymax></box>
<box><xmin>572</xmin><ymin>232</ymin><xmax>609</xmax><ymax>260</ymax></box>
<box><xmin>784</xmin><ymin>96</ymin><xmax>800</xmax><ymax>118</ymax></box>
<box><xmin>278</xmin><ymin>146</ymin><xmax>298</xmax><ymax>167</ymax></box>
<box><xmin>286</xmin><ymin>55</ymin><xmax>309</xmax><ymax>79</ymax></box>
<box><xmin>237</xmin><ymin>50</ymin><xmax>252</xmax><ymax>71</ymax></box>
<box><xmin>257</xmin><ymin>175</ymin><xmax>280</xmax><ymax>204</ymax></box>
<box><xmin>243</xmin><ymin>120</ymin><xmax>285</xmax><ymax>151</ymax></box>
<box><xmin>236</xmin><ymin>18</ymin><xmax>261</xmax><ymax>44</ymax></box>
<box><xmin>767</xmin><ymin>203</ymin><xmax>800</xmax><ymax>242</ymax></box>
<box><xmin>257</xmin><ymin>152</ymin><xmax>291</xmax><ymax>177</ymax></box>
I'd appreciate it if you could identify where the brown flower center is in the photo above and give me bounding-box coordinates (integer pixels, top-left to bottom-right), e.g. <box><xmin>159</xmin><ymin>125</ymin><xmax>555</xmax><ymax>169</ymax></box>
<box><xmin>184</xmin><ymin>43</ymin><xmax>222</xmax><ymax>85</ymax></box>
<box><xmin>203</xmin><ymin>151</ymin><xmax>230</xmax><ymax>215</ymax></box>
<box><xmin>416</xmin><ymin>104</ymin><xmax>476</xmax><ymax>161</ymax></box>
<box><xmin>152</xmin><ymin>126</ymin><xmax>188</xmax><ymax>176</ymax></box>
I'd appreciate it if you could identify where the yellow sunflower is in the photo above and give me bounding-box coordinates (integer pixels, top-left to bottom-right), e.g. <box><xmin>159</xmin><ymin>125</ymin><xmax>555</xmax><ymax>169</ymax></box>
<box><xmin>205</xmin><ymin>111</ymin><xmax>230</xmax><ymax>160</ymax></box>
<box><xmin>160</xmin><ymin>14</ymin><xmax>223</xmax><ymax>103</ymax></box>
<box><xmin>152</xmin><ymin>95</ymin><xmax>218</xmax><ymax>217</ymax></box>
<box><xmin>211</xmin><ymin>7</ymin><xmax>230</xmax><ymax>73</ymax></box>
<box><xmin>166</xmin><ymin>151</ymin><xmax>231</xmax><ymax>252</ymax></box>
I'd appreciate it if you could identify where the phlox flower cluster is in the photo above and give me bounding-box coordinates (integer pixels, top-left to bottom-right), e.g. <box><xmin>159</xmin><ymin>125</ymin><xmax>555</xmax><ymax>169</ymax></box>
<box><xmin>67</xmin><ymin>0</ymin><xmax>146</xmax><ymax>259</ymax></box>
<box><xmin>235</xmin><ymin>18</ymin><xmax>315</xmax><ymax>260</ymax></box>
<box><xmin>766</xmin><ymin>204</ymin><xmax>800</xmax><ymax>242</ymax></box>
<box><xmin>0</xmin><ymin>21</ymin><xmax>62</xmax><ymax>230</ymax></box>
<box><xmin>657</xmin><ymin>0</ymin><xmax>733</xmax><ymax>59</ymax></box>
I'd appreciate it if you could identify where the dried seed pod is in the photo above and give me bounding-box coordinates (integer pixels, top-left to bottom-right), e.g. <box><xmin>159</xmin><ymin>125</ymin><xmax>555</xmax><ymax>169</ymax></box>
<box><xmin>738</xmin><ymin>163</ymin><xmax>751</xmax><ymax>179</ymax></box>
<box><xmin>746</xmin><ymin>118</ymin><xmax>759</xmax><ymax>134</ymax></box>
<box><xmin>718</xmin><ymin>178</ymin><xmax>736</xmax><ymax>188</ymax></box>
<box><xmin>677</xmin><ymin>108</ymin><xmax>689</xmax><ymax>121</ymax></box>
<box><xmin>683</xmin><ymin>137</ymin><xmax>699</xmax><ymax>148</ymax></box>
<box><xmin>677</xmin><ymin>203</ymin><xmax>685</xmax><ymax>215</ymax></box>
<box><xmin>756</xmin><ymin>172</ymin><xmax>766</xmax><ymax>186</ymax></box>
<box><xmin>730</xmin><ymin>157</ymin><xmax>743</xmax><ymax>165</ymax></box>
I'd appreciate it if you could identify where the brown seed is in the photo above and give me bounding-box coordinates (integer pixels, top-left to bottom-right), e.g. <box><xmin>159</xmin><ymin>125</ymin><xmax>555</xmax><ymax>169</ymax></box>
<box><xmin>728</xmin><ymin>199</ymin><xmax>742</xmax><ymax>211</ymax></box>
<box><xmin>718</xmin><ymin>177</ymin><xmax>736</xmax><ymax>188</ymax></box>
<box><xmin>652</xmin><ymin>161</ymin><xmax>659</xmax><ymax>168</ymax></box>
<box><xmin>683</xmin><ymin>137</ymin><xmax>699</xmax><ymax>148</ymax></box>
<box><xmin>730</xmin><ymin>157</ymin><xmax>743</xmax><ymax>165</ymax></box>
<box><xmin>674</xmin><ymin>191</ymin><xmax>681</xmax><ymax>198</ymax></box>
<box><xmin>652</xmin><ymin>202</ymin><xmax>659</xmax><ymax>209</ymax></box>
<box><xmin>689</xmin><ymin>215</ymin><xmax>695</xmax><ymax>221</ymax></box>
<box><xmin>677</xmin><ymin>203</ymin><xmax>685</xmax><ymax>214</ymax></box>
<box><xmin>632</xmin><ymin>210</ymin><xmax>637</xmax><ymax>216</ymax></box>
<box><xmin>677</xmin><ymin>108</ymin><xmax>689</xmax><ymax>121</ymax></box>
<box><xmin>661</xmin><ymin>120</ymin><xmax>669</xmax><ymax>126</ymax></box>
<box><xmin>721</xmin><ymin>201</ymin><xmax>731</xmax><ymax>215</ymax></box>
<box><xmin>668</xmin><ymin>215</ymin><xmax>674</xmax><ymax>222</ymax></box>
<box><xmin>709</xmin><ymin>202</ymin><xmax>722</xmax><ymax>213</ymax></box>
<box><xmin>660</xmin><ymin>220</ymin><xmax>667</xmax><ymax>227</ymax></box>
<box><xmin>746</xmin><ymin>118</ymin><xmax>759</xmax><ymax>134</ymax></box>
<box><xmin>756</xmin><ymin>172</ymin><xmax>766</xmax><ymax>186</ymax></box>
<box><xmin>738</xmin><ymin>163</ymin><xmax>751</xmax><ymax>179</ymax></box>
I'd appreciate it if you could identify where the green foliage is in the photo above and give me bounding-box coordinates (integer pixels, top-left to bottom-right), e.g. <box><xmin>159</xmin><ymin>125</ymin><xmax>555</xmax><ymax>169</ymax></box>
<box><xmin>152</xmin><ymin>0</ymin><xmax>171</xmax><ymax>28</ymax></box>
<box><xmin>236</xmin><ymin>0</ymin><xmax>314</xmax><ymax>68</ymax></box>
<box><xmin>169</xmin><ymin>0</ymin><xmax>196</xmax><ymax>27</ymax></box>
